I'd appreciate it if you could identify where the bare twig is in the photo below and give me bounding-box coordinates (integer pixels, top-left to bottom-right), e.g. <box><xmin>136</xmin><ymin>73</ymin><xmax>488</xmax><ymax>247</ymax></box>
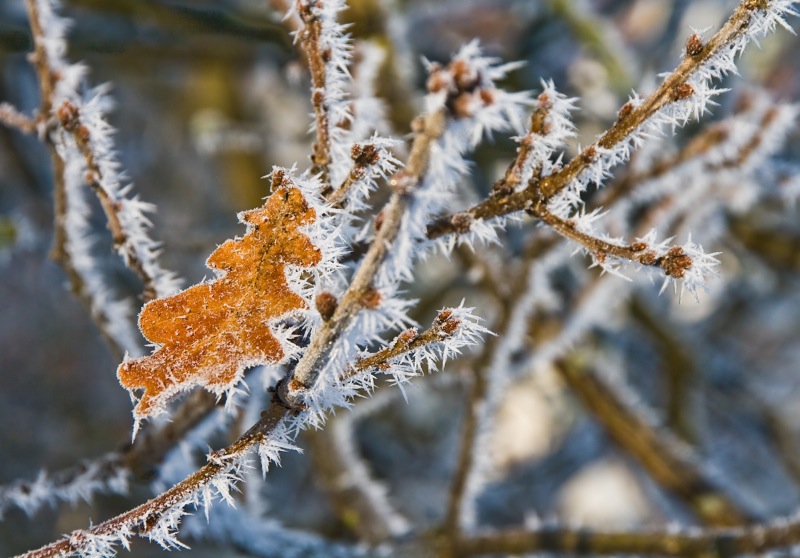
<box><xmin>0</xmin><ymin>102</ymin><xmax>37</xmax><ymax>134</ymax></box>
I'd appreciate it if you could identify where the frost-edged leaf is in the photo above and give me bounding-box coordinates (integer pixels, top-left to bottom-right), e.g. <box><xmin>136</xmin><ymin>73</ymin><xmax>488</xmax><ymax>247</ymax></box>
<box><xmin>118</xmin><ymin>173</ymin><xmax>322</xmax><ymax>420</ymax></box>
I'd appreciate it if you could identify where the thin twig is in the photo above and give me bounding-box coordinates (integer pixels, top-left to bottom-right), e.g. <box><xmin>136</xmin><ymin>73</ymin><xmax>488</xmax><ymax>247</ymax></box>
<box><xmin>59</xmin><ymin>104</ymin><xmax>161</xmax><ymax>301</ymax></box>
<box><xmin>296</xmin><ymin>0</ymin><xmax>334</xmax><ymax>182</ymax></box>
<box><xmin>595</xmin><ymin>122</ymin><xmax>731</xmax><ymax>210</ymax></box>
<box><xmin>0</xmin><ymin>391</ymin><xmax>219</xmax><ymax>519</ymax></box>
<box><xmin>530</xmin><ymin>199</ymin><xmax>695</xmax><ymax>280</ymax></box>
<box><xmin>0</xmin><ymin>102</ymin><xmax>37</xmax><ymax>134</ymax></box>
<box><xmin>280</xmin><ymin>109</ymin><xmax>446</xmax><ymax>405</ymax></box>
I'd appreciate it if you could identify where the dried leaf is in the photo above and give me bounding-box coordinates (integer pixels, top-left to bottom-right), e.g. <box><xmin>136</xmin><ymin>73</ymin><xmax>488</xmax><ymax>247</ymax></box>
<box><xmin>118</xmin><ymin>183</ymin><xmax>321</xmax><ymax>419</ymax></box>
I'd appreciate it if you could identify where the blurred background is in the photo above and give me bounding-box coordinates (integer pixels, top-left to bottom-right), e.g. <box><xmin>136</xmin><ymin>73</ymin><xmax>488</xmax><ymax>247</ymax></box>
<box><xmin>1</xmin><ymin>0</ymin><xmax>800</xmax><ymax>555</ymax></box>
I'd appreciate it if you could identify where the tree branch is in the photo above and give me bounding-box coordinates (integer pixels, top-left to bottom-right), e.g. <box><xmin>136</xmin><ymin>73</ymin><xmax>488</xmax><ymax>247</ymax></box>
<box><xmin>426</xmin><ymin>0</ymin><xmax>776</xmax><ymax>238</ymax></box>
<box><xmin>281</xmin><ymin>109</ymin><xmax>446</xmax><ymax>405</ymax></box>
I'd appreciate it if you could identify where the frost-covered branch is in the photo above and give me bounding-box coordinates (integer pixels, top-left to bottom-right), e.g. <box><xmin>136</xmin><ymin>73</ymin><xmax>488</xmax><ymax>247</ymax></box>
<box><xmin>427</xmin><ymin>0</ymin><xmax>798</xmax><ymax>232</ymax></box>
<box><xmin>0</xmin><ymin>102</ymin><xmax>37</xmax><ymax>134</ymax></box>
<box><xmin>21</xmin><ymin>0</ymin><xmax>180</xmax><ymax>356</ymax></box>
<box><xmin>0</xmin><ymin>456</ymin><xmax>128</xmax><ymax>521</ymax></box>
<box><xmin>15</xmin><ymin>405</ymin><xmax>283</xmax><ymax>558</ymax></box>
<box><xmin>294</xmin><ymin>0</ymin><xmax>351</xmax><ymax>183</ymax></box>
<box><xmin>8</xmin><ymin>0</ymin><xmax>800</xmax><ymax>556</ymax></box>
<box><xmin>531</xmin><ymin>200</ymin><xmax>720</xmax><ymax>300</ymax></box>
<box><xmin>17</xmin><ymin>309</ymin><xmax>485</xmax><ymax>557</ymax></box>
<box><xmin>283</xmin><ymin>40</ymin><xmax>530</xmax><ymax>409</ymax></box>
<box><xmin>55</xmin><ymin>100</ymin><xmax>180</xmax><ymax>302</ymax></box>
<box><xmin>278</xmin><ymin>107</ymin><xmax>447</xmax><ymax>406</ymax></box>
<box><xmin>0</xmin><ymin>390</ymin><xmax>218</xmax><ymax>521</ymax></box>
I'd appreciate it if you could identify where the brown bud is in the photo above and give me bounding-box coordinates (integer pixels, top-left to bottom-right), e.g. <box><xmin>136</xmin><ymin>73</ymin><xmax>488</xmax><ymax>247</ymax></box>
<box><xmin>77</xmin><ymin>125</ymin><xmax>91</xmax><ymax>143</ymax></box>
<box><xmin>315</xmin><ymin>291</ymin><xmax>338</xmax><ymax>321</ymax></box>
<box><xmin>618</xmin><ymin>102</ymin><xmax>634</xmax><ymax>120</ymax></box>
<box><xmin>352</xmin><ymin>143</ymin><xmax>380</xmax><ymax>167</ymax></box>
<box><xmin>673</xmin><ymin>83</ymin><xmax>695</xmax><ymax>101</ymax></box>
<box><xmin>451</xmin><ymin>93</ymin><xmax>474</xmax><ymax>119</ymax></box>
<box><xmin>436</xmin><ymin>309</ymin><xmax>453</xmax><ymax>323</ymax></box>
<box><xmin>440</xmin><ymin>318</ymin><xmax>460</xmax><ymax>336</ymax></box>
<box><xmin>639</xmin><ymin>250</ymin><xmax>658</xmax><ymax>266</ymax></box>
<box><xmin>630</xmin><ymin>242</ymin><xmax>648</xmax><ymax>252</ymax></box>
<box><xmin>479</xmin><ymin>88</ymin><xmax>495</xmax><ymax>106</ymax></box>
<box><xmin>450</xmin><ymin>213</ymin><xmax>473</xmax><ymax>234</ymax></box>
<box><xmin>57</xmin><ymin>101</ymin><xmax>79</xmax><ymax>130</ymax></box>
<box><xmin>580</xmin><ymin>145</ymin><xmax>598</xmax><ymax>164</ymax></box>
<box><xmin>661</xmin><ymin>246</ymin><xmax>693</xmax><ymax>278</ymax></box>
<box><xmin>361</xmin><ymin>286</ymin><xmax>382</xmax><ymax>309</ymax></box>
<box><xmin>426</xmin><ymin>67</ymin><xmax>449</xmax><ymax>94</ymax></box>
<box><xmin>537</xmin><ymin>91</ymin><xmax>551</xmax><ymax>107</ymax></box>
<box><xmin>685</xmin><ymin>34</ymin><xmax>704</xmax><ymax>57</ymax></box>
<box><xmin>451</xmin><ymin>59</ymin><xmax>478</xmax><ymax>91</ymax></box>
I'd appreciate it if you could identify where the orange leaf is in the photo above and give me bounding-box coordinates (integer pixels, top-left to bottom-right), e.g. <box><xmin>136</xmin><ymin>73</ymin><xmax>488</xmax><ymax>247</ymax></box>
<box><xmin>118</xmin><ymin>179</ymin><xmax>322</xmax><ymax>419</ymax></box>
